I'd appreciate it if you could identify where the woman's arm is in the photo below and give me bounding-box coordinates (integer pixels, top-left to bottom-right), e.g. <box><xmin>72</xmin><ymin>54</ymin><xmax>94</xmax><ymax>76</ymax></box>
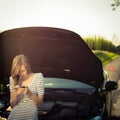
<box><xmin>26</xmin><ymin>73</ymin><xmax>44</xmax><ymax>107</ymax></box>
<box><xmin>10</xmin><ymin>91</ymin><xmax>18</xmax><ymax>108</ymax></box>
<box><xmin>10</xmin><ymin>86</ymin><xmax>25</xmax><ymax>108</ymax></box>
<box><xmin>9</xmin><ymin>77</ymin><xmax>19</xmax><ymax>108</ymax></box>
<box><xmin>27</xmin><ymin>88</ymin><xmax>44</xmax><ymax>107</ymax></box>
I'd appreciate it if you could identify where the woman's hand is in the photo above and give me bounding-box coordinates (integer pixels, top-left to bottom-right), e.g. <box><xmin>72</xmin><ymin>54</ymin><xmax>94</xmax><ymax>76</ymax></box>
<box><xmin>14</xmin><ymin>85</ymin><xmax>28</xmax><ymax>95</ymax></box>
<box><xmin>10</xmin><ymin>85</ymin><xmax>28</xmax><ymax>108</ymax></box>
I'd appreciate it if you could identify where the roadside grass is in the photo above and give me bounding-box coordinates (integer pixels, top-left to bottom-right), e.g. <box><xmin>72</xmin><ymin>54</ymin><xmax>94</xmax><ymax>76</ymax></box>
<box><xmin>93</xmin><ymin>50</ymin><xmax>119</xmax><ymax>65</ymax></box>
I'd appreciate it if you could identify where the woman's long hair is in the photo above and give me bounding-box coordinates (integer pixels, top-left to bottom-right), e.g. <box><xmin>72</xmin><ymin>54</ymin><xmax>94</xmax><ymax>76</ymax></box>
<box><xmin>11</xmin><ymin>54</ymin><xmax>31</xmax><ymax>86</ymax></box>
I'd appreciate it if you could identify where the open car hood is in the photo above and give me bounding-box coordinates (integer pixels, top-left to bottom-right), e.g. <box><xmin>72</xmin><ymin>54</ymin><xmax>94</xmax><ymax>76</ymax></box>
<box><xmin>0</xmin><ymin>27</ymin><xmax>104</xmax><ymax>89</ymax></box>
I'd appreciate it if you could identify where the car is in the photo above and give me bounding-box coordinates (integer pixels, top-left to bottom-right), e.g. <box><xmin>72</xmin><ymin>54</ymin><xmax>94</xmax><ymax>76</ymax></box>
<box><xmin>0</xmin><ymin>27</ymin><xmax>118</xmax><ymax>120</ymax></box>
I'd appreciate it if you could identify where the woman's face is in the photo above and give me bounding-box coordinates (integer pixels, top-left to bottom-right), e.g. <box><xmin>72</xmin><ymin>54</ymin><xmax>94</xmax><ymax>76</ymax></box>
<box><xmin>18</xmin><ymin>65</ymin><xmax>28</xmax><ymax>79</ymax></box>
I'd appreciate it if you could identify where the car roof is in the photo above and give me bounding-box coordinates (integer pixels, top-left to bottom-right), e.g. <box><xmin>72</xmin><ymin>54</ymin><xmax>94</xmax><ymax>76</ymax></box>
<box><xmin>0</xmin><ymin>27</ymin><xmax>104</xmax><ymax>89</ymax></box>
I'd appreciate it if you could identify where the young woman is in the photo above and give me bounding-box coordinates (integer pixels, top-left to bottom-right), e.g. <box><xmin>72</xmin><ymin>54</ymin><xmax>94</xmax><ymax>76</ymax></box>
<box><xmin>8</xmin><ymin>54</ymin><xmax>44</xmax><ymax>120</ymax></box>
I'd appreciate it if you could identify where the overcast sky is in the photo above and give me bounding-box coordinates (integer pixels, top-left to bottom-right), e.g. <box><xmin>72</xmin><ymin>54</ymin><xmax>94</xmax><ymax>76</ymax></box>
<box><xmin>0</xmin><ymin>0</ymin><xmax>120</xmax><ymax>43</ymax></box>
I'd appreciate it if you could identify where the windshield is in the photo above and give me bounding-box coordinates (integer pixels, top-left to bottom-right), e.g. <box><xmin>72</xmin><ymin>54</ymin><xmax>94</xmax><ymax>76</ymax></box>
<box><xmin>44</xmin><ymin>77</ymin><xmax>96</xmax><ymax>94</ymax></box>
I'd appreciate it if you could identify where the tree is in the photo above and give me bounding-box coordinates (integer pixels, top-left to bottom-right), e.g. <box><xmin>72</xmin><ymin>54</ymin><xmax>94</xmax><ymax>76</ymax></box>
<box><xmin>111</xmin><ymin>0</ymin><xmax>120</xmax><ymax>10</ymax></box>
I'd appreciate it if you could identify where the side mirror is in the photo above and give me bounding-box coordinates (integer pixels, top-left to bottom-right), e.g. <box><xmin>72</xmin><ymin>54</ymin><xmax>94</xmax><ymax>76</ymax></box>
<box><xmin>105</xmin><ymin>81</ymin><xmax>118</xmax><ymax>91</ymax></box>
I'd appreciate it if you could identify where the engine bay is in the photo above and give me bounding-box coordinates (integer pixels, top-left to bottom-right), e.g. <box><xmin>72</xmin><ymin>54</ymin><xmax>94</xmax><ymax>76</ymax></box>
<box><xmin>38</xmin><ymin>89</ymin><xmax>103</xmax><ymax>120</ymax></box>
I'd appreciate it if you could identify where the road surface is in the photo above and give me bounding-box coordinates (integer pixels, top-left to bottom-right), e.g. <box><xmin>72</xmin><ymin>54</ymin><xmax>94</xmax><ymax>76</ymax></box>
<box><xmin>104</xmin><ymin>56</ymin><xmax>120</xmax><ymax>118</ymax></box>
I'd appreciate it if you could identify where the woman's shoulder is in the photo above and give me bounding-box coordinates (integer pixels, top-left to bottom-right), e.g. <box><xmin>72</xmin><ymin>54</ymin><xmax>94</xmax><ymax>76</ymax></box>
<box><xmin>34</xmin><ymin>73</ymin><xmax>44</xmax><ymax>80</ymax></box>
<box><xmin>34</xmin><ymin>72</ymin><xmax>43</xmax><ymax>77</ymax></box>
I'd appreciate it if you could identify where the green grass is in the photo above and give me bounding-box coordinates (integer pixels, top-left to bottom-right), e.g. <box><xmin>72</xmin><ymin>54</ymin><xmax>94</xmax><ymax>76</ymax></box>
<box><xmin>93</xmin><ymin>50</ymin><xmax>119</xmax><ymax>65</ymax></box>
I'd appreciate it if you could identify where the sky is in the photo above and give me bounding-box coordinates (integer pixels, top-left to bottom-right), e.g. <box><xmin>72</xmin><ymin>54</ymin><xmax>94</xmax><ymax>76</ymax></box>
<box><xmin>0</xmin><ymin>0</ymin><xmax>120</xmax><ymax>45</ymax></box>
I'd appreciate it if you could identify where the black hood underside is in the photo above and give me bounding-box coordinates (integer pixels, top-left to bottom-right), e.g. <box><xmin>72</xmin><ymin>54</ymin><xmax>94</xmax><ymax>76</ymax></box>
<box><xmin>0</xmin><ymin>27</ymin><xmax>104</xmax><ymax>89</ymax></box>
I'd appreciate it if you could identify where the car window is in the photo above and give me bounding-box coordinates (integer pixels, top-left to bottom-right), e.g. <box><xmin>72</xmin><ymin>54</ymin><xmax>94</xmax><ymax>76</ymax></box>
<box><xmin>44</xmin><ymin>77</ymin><xmax>95</xmax><ymax>94</ymax></box>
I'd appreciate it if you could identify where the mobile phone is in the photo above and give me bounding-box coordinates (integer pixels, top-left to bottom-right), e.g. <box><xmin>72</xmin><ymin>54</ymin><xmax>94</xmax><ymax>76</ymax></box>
<box><xmin>20</xmin><ymin>86</ymin><xmax>27</xmax><ymax>88</ymax></box>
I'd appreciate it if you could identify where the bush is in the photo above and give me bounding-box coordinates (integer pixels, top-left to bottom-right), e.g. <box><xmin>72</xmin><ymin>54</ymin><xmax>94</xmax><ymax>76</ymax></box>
<box><xmin>83</xmin><ymin>36</ymin><xmax>116</xmax><ymax>52</ymax></box>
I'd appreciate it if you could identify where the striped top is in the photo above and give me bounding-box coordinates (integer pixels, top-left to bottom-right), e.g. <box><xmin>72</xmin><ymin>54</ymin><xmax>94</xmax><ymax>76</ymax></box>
<box><xmin>8</xmin><ymin>73</ymin><xmax>44</xmax><ymax>120</ymax></box>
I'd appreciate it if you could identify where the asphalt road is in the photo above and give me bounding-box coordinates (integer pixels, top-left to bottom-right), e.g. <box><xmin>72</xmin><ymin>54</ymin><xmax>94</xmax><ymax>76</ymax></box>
<box><xmin>104</xmin><ymin>56</ymin><xmax>120</xmax><ymax>118</ymax></box>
